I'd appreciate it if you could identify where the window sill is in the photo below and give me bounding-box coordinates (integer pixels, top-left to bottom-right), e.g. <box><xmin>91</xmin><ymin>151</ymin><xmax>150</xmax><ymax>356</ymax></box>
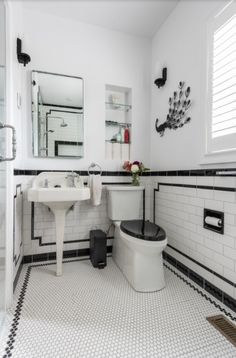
<box><xmin>200</xmin><ymin>150</ymin><xmax>236</xmax><ymax>165</ymax></box>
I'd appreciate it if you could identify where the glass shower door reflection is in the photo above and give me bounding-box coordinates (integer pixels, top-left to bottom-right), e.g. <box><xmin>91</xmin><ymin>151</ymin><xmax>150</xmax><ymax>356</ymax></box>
<box><xmin>0</xmin><ymin>1</ymin><xmax>6</xmax><ymax>333</ymax></box>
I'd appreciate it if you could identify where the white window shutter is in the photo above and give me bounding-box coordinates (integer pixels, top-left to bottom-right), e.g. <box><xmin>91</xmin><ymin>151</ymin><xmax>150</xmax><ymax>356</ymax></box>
<box><xmin>207</xmin><ymin>1</ymin><xmax>236</xmax><ymax>154</ymax></box>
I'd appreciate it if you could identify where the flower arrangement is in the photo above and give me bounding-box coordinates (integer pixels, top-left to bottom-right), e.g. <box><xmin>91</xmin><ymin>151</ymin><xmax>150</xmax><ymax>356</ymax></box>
<box><xmin>123</xmin><ymin>161</ymin><xmax>149</xmax><ymax>186</ymax></box>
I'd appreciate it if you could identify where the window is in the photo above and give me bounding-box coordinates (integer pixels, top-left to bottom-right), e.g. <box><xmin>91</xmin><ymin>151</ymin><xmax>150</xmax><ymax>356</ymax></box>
<box><xmin>206</xmin><ymin>1</ymin><xmax>236</xmax><ymax>157</ymax></box>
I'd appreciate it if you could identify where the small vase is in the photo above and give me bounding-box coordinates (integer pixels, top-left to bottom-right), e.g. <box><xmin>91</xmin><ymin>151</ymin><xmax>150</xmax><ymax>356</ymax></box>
<box><xmin>132</xmin><ymin>173</ymin><xmax>140</xmax><ymax>186</ymax></box>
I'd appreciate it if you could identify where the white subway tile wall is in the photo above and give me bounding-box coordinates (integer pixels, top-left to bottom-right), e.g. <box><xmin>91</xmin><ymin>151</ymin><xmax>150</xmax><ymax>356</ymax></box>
<box><xmin>155</xmin><ymin>175</ymin><xmax>236</xmax><ymax>299</ymax></box>
<box><xmin>14</xmin><ymin>173</ymin><xmax>236</xmax><ymax>300</ymax></box>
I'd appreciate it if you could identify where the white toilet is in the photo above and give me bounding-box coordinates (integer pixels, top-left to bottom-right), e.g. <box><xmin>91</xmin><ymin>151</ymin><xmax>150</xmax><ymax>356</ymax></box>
<box><xmin>107</xmin><ymin>185</ymin><xmax>167</xmax><ymax>292</ymax></box>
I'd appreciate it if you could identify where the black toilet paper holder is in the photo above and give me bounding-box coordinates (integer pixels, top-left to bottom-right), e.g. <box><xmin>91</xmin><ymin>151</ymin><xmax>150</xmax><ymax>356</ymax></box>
<box><xmin>203</xmin><ymin>208</ymin><xmax>224</xmax><ymax>235</ymax></box>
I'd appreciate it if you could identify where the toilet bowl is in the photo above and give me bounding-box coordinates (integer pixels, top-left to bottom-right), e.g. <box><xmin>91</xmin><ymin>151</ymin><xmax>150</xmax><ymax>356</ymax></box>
<box><xmin>106</xmin><ymin>186</ymin><xmax>167</xmax><ymax>292</ymax></box>
<box><xmin>112</xmin><ymin>220</ymin><xmax>167</xmax><ymax>292</ymax></box>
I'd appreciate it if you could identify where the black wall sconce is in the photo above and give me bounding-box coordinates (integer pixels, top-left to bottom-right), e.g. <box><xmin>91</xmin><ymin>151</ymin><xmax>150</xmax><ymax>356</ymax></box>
<box><xmin>17</xmin><ymin>38</ymin><xmax>31</xmax><ymax>67</ymax></box>
<box><xmin>154</xmin><ymin>67</ymin><xmax>167</xmax><ymax>88</ymax></box>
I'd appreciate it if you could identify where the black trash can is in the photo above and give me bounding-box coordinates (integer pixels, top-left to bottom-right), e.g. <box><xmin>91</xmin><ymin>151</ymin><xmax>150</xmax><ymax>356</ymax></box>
<box><xmin>90</xmin><ymin>230</ymin><xmax>107</xmax><ymax>269</ymax></box>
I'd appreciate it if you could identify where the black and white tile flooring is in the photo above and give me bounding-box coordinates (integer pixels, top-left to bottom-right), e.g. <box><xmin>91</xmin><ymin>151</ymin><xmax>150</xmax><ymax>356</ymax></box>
<box><xmin>1</xmin><ymin>257</ymin><xmax>236</xmax><ymax>358</ymax></box>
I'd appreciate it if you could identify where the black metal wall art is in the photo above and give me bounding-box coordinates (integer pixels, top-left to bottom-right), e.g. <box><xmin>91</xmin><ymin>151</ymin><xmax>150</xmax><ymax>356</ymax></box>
<box><xmin>155</xmin><ymin>82</ymin><xmax>191</xmax><ymax>136</ymax></box>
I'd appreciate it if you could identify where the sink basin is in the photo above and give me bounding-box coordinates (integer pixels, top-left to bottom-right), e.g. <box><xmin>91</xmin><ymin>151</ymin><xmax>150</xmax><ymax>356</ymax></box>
<box><xmin>28</xmin><ymin>171</ymin><xmax>90</xmax><ymax>202</ymax></box>
<box><xmin>28</xmin><ymin>187</ymin><xmax>90</xmax><ymax>203</ymax></box>
<box><xmin>28</xmin><ymin>172</ymin><xmax>90</xmax><ymax>276</ymax></box>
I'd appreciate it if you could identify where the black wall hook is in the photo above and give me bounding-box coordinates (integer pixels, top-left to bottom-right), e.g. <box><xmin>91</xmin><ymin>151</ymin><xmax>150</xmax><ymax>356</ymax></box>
<box><xmin>154</xmin><ymin>67</ymin><xmax>167</xmax><ymax>88</ymax></box>
<box><xmin>17</xmin><ymin>38</ymin><xmax>31</xmax><ymax>67</ymax></box>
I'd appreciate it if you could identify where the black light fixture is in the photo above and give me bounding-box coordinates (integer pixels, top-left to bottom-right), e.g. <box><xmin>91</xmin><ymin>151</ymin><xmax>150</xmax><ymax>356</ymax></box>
<box><xmin>154</xmin><ymin>67</ymin><xmax>167</xmax><ymax>88</ymax></box>
<box><xmin>17</xmin><ymin>38</ymin><xmax>31</xmax><ymax>67</ymax></box>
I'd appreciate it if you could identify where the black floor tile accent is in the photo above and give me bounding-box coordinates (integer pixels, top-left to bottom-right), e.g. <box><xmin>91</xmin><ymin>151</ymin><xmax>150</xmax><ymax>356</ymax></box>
<box><xmin>163</xmin><ymin>251</ymin><xmax>236</xmax><ymax>314</ymax></box>
<box><xmin>164</xmin><ymin>262</ymin><xmax>236</xmax><ymax>323</ymax></box>
<box><xmin>4</xmin><ymin>256</ymin><xmax>236</xmax><ymax>358</ymax></box>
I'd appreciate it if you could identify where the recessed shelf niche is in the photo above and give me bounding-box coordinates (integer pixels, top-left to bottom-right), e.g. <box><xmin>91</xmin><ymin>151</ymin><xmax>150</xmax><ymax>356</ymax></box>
<box><xmin>105</xmin><ymin>84</ymin><xmax>132</xmax><ymax>160</ymax></box>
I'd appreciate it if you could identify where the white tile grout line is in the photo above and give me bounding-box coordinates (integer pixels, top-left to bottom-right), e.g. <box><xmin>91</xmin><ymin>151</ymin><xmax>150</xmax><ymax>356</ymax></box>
<box><xmin>2</xmin><ymin>257</ymin><xmax>236</xmax><ymax>358</ymax></box>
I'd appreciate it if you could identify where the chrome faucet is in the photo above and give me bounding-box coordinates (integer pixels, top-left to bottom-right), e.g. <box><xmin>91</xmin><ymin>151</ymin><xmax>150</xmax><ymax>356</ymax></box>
<box><xmin>66</xmin><ymin>171</ymin><xmax>78</xmax><ymax>187</ymax></box>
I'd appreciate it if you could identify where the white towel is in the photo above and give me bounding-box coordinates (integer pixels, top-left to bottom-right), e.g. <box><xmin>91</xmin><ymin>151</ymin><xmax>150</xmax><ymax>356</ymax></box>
<box><xmin>89</xmin><ymin>174</ymin><xmax>102</xmax><ymax>206</ymax></box>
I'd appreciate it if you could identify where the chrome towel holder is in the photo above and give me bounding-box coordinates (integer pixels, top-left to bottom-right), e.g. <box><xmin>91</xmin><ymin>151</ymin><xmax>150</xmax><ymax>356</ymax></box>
<box><xmin>88</xmin><ymin>162</ymin><xmax>102</xmax><ymax>175</ymax></box>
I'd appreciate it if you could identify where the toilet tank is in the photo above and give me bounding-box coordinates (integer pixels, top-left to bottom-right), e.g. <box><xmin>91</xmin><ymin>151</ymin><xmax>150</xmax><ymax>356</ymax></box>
<box><xmin>107</xmin><ymin>186</ymin><xmax>144</xmax><ymax>221</ymax></box>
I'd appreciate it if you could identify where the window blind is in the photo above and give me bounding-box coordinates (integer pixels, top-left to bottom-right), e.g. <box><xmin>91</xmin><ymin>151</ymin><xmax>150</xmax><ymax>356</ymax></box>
<box><xmin>212</xmin><ymin>14</ymin><xmax>236</xmax><ymax>139</ymax></box>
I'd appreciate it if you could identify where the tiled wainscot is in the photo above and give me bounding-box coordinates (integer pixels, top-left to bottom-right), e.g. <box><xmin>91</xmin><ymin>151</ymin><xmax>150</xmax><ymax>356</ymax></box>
<box><xmin>154</xmin><ymin>175</ymin><xmax>236</xmax><ymax>305</ymax></box>
<box><xmin>13</xmin><ymin>169</ymin><xmax>236</xmax><ymax>312</ymax></box>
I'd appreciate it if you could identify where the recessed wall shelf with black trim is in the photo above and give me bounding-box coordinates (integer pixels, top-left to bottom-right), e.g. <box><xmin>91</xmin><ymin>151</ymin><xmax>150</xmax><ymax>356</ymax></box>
<box><xmin>105</xmin><ymin>84</ymin><xmax>132</xmax><ymax>161</ymax></box>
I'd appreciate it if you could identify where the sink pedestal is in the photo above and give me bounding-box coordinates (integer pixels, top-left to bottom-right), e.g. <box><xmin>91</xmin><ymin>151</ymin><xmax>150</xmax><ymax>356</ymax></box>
<box><xmin>54</xmin><ymin>209</ymin><xmax>66</xmax><ymax>276</ymax></box>
<box><xmin>46</xmin><ymin>202</ymin><xmax>73</xmax><ymax>276</ymax></box>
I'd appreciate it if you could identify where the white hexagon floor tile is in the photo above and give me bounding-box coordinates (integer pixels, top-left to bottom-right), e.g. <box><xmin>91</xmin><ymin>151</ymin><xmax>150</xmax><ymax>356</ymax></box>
<box><xmin>1</xmin><ymin>258</ymin><xmax>236</xmax><ymax>358</ymax></box>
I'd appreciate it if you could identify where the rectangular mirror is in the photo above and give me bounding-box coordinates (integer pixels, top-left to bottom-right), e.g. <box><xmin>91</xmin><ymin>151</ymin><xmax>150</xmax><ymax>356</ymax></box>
<box><xmin>31</xmin><ymin>70</ymin><xmax>84</xmax><ymax>158</ymax></box>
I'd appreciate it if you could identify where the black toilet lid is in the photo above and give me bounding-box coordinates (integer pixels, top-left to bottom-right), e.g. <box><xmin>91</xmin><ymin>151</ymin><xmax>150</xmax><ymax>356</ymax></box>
<box><xmin>120</xmin><ymin>220</ymin><xmax>166</xmax><ymax>242</ymax></box>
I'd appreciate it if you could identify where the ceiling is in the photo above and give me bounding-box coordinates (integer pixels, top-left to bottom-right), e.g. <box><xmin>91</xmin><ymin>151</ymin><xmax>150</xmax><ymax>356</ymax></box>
<box><xmin>22</xmin><ymin>0</ymin><xmax>179</xmax><ymax>38</ymax></box>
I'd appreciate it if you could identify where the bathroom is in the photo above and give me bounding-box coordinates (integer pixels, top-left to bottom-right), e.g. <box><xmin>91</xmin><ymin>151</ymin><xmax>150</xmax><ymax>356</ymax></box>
<box><xmin>1</xmin><ymin>0</ymin><xmax>236</xmax><ymax>356</ymax></box>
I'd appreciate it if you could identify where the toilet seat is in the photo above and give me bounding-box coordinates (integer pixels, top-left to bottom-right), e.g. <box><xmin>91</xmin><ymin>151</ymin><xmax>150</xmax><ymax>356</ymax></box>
<box><xmin>120</xmin><ymin>220</ymin><xmax>166</xmax><ymax>242</ymax></box>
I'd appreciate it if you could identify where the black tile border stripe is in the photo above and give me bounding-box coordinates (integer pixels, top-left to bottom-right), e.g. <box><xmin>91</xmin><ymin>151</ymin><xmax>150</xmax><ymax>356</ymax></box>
<box><xmin>3</xmin><ymin>256</ymin><xmax>109</xmax><ymax>358</ymax></box>
<box><xmin>164</xmin><ymin>260</ymin><xmax>236</xmax><ymax>320</ymax></box>
<box><xmin>3</xmin><ymin>265</ymin><xmax>32</xmax><ymax>358</ymax></box>
<box><xmin>22</xmin><ymin>245</ymin><xmax>113</xmax><ymax>264</ymax></box>
<box><xmin>3</xmin><ymin>255</ymin><xmax>236</xmax><ymax>358</ymax></box>
<box><xmin>166</xmin><ymin>243</ymin><xmax>235</xmax><ymax>287</ymax></box>
<box><xmin>14</xmin><ymin>168</ymin><xmax>236</xmax><ymax>177</ymax></box>
<box><xmin>12</xmin><ymin>247</ymin><xmax>113</xmax><ymax>289</ymax></box>
<box><xmin>156</xmin><ymin>182</ymin><xmax>236</xmax><ymax>192</ymax></box>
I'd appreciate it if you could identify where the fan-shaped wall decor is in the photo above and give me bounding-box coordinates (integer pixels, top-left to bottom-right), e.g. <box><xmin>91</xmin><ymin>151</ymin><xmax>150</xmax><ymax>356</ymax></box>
<box><xmin>155</xmin><ymin>81</ymin><xmax>192</xmax><ymax>137</ymax></box>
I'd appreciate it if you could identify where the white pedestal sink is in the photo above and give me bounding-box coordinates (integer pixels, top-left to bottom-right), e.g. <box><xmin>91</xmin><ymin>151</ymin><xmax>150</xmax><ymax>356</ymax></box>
<box><xmin>28</xmin><ymin>172</ymin><xmax>90</xmax><ymax>276</ymax></box>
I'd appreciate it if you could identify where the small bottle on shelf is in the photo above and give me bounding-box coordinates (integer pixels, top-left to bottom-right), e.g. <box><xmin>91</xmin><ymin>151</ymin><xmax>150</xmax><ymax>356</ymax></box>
<box><xmin>124</xmin><ymin>126</ymin><xmax>130</xmax><ymax>143</ymax></box>
<box><xmin>116</xmin><ymin>127</ymin><xmax>122</xmax><ymax>142</ymax></box>
<box><xmin>121</xmin><ymin>126</ymin><xmax>125</xmax><ymax>143</ymax></box>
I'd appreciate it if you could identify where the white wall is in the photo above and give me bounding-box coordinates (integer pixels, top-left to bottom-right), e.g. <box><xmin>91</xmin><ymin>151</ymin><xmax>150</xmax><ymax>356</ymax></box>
<box><xmin>150</xmin><ymin>0</ymin><xmax>231</xmax><ymax>171</ymax></box>
<box><xmin>16</xmin><ymin>9</ymin><xmax>151</xmax><ymax>171</ymax></box>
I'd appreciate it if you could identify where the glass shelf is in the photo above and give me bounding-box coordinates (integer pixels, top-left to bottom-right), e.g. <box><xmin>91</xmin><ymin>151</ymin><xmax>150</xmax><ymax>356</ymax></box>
<box><xmin>105</xmin><ymin>140</ymin><xmax>131</xmax><ymax>144</ymax></box>
<box><xmin>105</xmin><ymin>120</ymin><xmax>131</xmax><ymax>127</ymax></box>
<box><xmin>105</xmin><ymin>102</ymin><xmax>132</xmax><ymax>112</ymax></box>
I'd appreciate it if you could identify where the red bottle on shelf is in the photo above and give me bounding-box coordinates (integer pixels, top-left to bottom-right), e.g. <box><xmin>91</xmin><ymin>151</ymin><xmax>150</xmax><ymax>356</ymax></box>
<box><xmin>124</xmin><ymin>127</ymin><xmax>130</xmax><ymax>143</ymax></box>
